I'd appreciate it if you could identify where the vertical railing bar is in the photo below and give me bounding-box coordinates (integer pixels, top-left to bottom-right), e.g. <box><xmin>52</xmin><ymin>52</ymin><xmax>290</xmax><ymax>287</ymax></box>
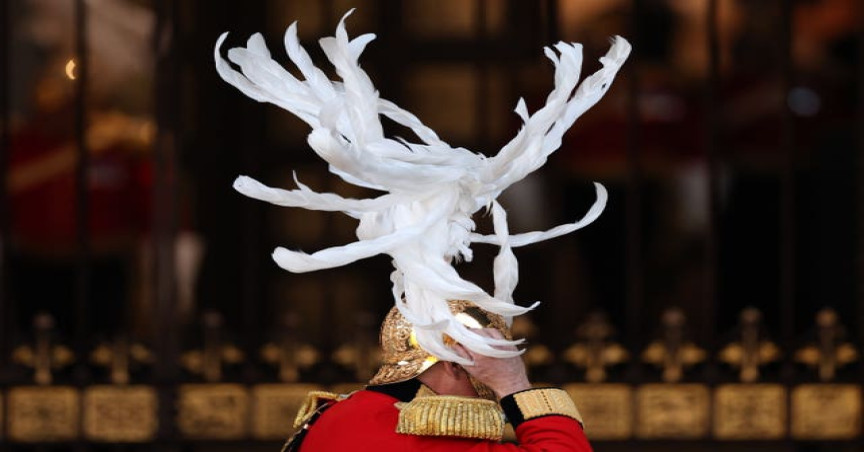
<box><xmin>544</xmin><ymin>0</ymin><xmax>575</xmax><ymax>355</ymax></box>
<box><xmin>702</xmin><ymin>2</ymin><xmax>722</xmax><ymax>439</ymax></box>
<box><xmin>775</xmin><ymin>0</ymin><xmax>797</xmax><ymax>439</ymax></box>
<box><xmin>624</xmin><ymin>0</ymin><xmax>644</xmax><ymax>379</ymax></box>
<box><xmin>778</xmin><ymin>0</ymin><xmax>796</xmax><ymax>382</ymax></box>
<box><xmin>240</xmin><ymin>0</ymin><xmax>267</xmax><ymax>383</ymax></box>
<box><xmin>152</xmin><ymin>0</ymin><xmax>167</xmax><ymax>376</ymax></box>
<box><xmin>152</xmin><ymin>0</ymin><xmax>180</xmax><ymax>445</ymax></box>
<box><xmin>73</xmin><ymin>0</ymin><xmax>91</xmax><ymax>378</ymax></box>
<box><xmin>778</xmin><ymin>0</ymin><xmax>797</xmax><ymax>446</ymax></box>
<box><xmin>623</xmin><ymin>2</ymin><xmax>644</xmax><ymax>446</ymax></box>
<box><xmin>0</xmin><ymin>12</ymin><xmax>13</xmax><ymax>449</ymax></box>
<box><xmin>317</xmin><ymin>0</ymin><xmax>339</xmax><ymax>380</ymax></box>
<box><xmin>240</xmin><ymin>199</ymin><xmax>261</xmax><ymax>382</ymax></box>
<box><xmin>856</xmin><ymin>6</ymin><xmax>864</xmax><ymax>451</ymax></box>
<box><xmin>0</xmin><ymin>0</ymin><xmax>10</xmax><ymax>375</ymax></box>
<box><xmin>857</xmin><ymin>0</ymin><xmax>864</xmax><ymax>353</ymax></box>
<box><xmin>72</xmin><ymin>2</ymin><xmax>90</xmax><ymax>448</ymax></box>
<box><xmin>703</xmin><ymin>0</ymin><xmax>720</xmax><ymax>359</ymax></box>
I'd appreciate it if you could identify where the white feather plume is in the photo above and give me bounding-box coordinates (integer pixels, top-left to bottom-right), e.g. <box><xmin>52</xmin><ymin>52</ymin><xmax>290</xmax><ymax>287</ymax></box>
<box><xmin>215</xmin><ymin>10</ymin><xmax>630</xmax><ymax>364</ymax></box>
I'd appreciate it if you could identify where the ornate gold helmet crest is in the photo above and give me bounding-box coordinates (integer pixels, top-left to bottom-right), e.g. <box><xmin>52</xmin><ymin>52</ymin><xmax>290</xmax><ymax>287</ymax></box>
<box><xmin>369</xmin><ymin>300</ymin><xmax>511</xmax><ymax>386</ymax></box>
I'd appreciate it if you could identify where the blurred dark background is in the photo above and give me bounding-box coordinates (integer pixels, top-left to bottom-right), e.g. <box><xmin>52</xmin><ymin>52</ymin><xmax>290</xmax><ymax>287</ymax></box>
<box><xmin>0</xmin><ymin>0</ymin><xmax>862</xmax><ymax>450</ymax></box>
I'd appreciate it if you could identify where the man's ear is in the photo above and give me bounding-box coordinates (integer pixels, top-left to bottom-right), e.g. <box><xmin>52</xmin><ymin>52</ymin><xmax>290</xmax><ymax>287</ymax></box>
<box><xmin>442</xmin><ymin>362</ymin><xmax>462</xmax><ymax>378</ymax></box>
<box><xmin>443</xmin><ymin>362</ymin><xmax>469</xmax><ymax>380</ymax></box>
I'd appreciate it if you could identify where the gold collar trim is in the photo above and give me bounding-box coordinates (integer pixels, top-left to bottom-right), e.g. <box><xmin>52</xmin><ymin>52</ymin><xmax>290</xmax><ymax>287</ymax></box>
<box><xmin>395</xmin><ymin>395</ymin><xmax>505</xmax><ymax>441</ymax></box>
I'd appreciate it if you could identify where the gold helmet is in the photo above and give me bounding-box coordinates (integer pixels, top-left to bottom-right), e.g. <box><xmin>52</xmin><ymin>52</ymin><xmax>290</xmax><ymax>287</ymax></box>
<box><xmin>369</xmin><ymin>300</ymin><xmax>511</xmax><ymax>386</ymax></box>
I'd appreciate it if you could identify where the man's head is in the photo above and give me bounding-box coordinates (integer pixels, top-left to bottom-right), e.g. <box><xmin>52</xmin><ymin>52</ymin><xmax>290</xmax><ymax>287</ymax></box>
<box><xmin>369</xmin><ymin>300</ymin><xmax>510</xmax><ymax>399</ymax></box>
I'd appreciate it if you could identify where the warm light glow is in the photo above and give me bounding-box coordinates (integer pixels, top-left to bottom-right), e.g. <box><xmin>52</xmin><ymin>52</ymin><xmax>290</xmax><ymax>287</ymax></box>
<box><xmin>139</xmin><ymin>121</ymin><xmax>156</xmax><ymax>143</ymax></box>
<box><xmin>65</xmin><ymin>59</ymin><xmax>77</xmax><ymax>80</ymax></box>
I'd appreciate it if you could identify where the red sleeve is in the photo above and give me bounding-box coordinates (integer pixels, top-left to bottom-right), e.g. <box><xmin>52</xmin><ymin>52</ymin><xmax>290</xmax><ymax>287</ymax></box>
<box><xmin>511</xmin><ymin>416</ymin><xmax>593</xmax><ymax>452</ymax></box>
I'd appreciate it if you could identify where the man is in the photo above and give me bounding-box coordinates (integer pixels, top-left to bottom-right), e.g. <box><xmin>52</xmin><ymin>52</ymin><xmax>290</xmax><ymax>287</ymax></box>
<box><xmin>216</xmin><ymin>11</ymin><xmax>627</xmax><ymax>452</ymax></box>
<box><xmin>287</xmin><ymin>301</ymin><xmax>591</xmax><ymax>451</ymax></box>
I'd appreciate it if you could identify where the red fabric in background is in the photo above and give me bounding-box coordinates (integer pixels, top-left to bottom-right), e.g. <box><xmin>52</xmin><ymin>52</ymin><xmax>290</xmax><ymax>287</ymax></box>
<box><xmin>10</xmin><ymin>117</ymin><xmax>151</xmax><ymax>249</ymax></box>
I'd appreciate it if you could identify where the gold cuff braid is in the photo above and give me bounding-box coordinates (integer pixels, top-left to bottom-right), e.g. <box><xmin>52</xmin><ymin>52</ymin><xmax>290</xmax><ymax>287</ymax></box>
<box><xmin>396</xmin><ymin>396</ymin><xmax>505</xmax><ymax>441</ymax></box>
<box><xmin>513</xmin><ymin>388</ymin><xmax>584</xmax><ymax>425</ymax></box>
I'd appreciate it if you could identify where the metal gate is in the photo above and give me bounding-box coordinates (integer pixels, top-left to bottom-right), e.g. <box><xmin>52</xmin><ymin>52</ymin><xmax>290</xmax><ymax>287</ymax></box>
<box><xmin>0</xmin><ymin>0</ymin><xmax>862</xmax><ymax>450</ymax></box>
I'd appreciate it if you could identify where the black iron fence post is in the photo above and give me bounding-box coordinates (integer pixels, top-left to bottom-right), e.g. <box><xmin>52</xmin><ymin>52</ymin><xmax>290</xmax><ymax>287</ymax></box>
<box><xmin>0</xmin><ymin>0</ymin><xmax>9</xmax><ymax>378</ymax></box>
<box><xmin>153</xmin><ymin>0</ymin><xmax>181</xmax><ymax>445</ymax></box>
<box><xmin>625</xmin><ymin>0</ymin><xmax>645</xmax><ymax>377</ymax></box>
<box><xmin>73</xmin><ymin>0</ymin><xmax>91</xmax><ymax>384</ymax></box>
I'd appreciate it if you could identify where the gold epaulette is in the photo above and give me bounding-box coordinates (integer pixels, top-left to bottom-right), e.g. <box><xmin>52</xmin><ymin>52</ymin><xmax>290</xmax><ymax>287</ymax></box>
<box><xmin>293</xmin><ymin>391</ymin><xmax>347</xmax><ymax>429</ymax></box>
<box><xmin>395</xmin><ymin>396</ymin><xmax>505</xmax><ymax>441</ymax></box>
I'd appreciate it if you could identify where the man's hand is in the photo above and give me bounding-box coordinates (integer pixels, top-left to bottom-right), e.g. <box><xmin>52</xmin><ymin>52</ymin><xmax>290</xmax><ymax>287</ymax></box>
<box><xmin>453</xmin><ymin>328</ymin><xmax>532</xmax><ymax>399</ymax></box>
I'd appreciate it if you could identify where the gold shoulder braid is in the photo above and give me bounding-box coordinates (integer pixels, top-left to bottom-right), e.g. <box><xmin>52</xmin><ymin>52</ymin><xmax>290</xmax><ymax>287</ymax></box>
<box><xmin>396</xmin><ymin>395</ymin><xmax>505</xmax><ymax>441</ymax></box>
<box><xmin>511</xmin><ymin>388</ymin><xmax>584</xmax><ymax>425</ymax></box>
<box><xmin>293</xmin><ymin>391</ymin><xmax>347</xmax><ymax>429</ymax></box>
<box><xmin>282</xmin><ymin>391</ymin><xmax>351</xmax><ymax>452</ymax></box>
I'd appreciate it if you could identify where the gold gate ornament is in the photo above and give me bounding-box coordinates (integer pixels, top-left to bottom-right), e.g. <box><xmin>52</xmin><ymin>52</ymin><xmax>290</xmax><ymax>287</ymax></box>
<box><xmin>7</xmin><ymin>386</ymin><xmax>79</xmax><ymax>442</ymax></box>
<box><xmin>714</xmin><ymin>383</ymin><xmax>786</xmax><ymax>439</ymax></box>
<box><xmin>565</xmin><ymin>384</ymin><xmax>632</xmax><ymax>440</ymax></box>
<box><xmin>177</xmin><ymin>312</ymin><xmax>249</xmax><ymax>439</ymax></box>
<box><xmin>83</xmin><ymin>339</ymin><xmax>158</xmax><ymax>442</ymax></box>
<box><xmin>640</xmin><ymin>309</ymin><xmax>706</xmax><ymax>385</ymax></box>
<box><xmin>791</xmin><ymin>309</ymin><xmax>860</xmax><ymax>440</ymax></box>
<box><xmin>636</xmin><ymin>383</ymin><xmax>710</xmax><ymax>438</ymax></box>
<box><xmin>253</xmin><ymin>318</ymin><xmax>323</xmax><ymax>440</ymax></box>
<box><xmin>636</xmin><ymin>309</ymin><xmax>709</xmax><ymax>439</ymax></box>
<box><xmin>714</xmin><ymin>308</ymin><xmax>785</xmax><ymax>440</ymax></box>
<box><xmin>177</xmin><ymin>384</ymin><xmax>250</xmax><ymax>439</ymax></box>
<box><xmin>562</xmin><ymin>313</ymin><xmax>632</xmax><ymax>439</ymax></box>
<box><xmin>84</xmin><ymin>386</ymin><xmax>158</xmax><ymax>442</ymax></box>
<box><xmin>791</xmin><ymin>384</ymin><xmax>860</xmax><ymax>439</ymax></box>
<box><xmin>7</xmin><ymin>314</ymin><xmax>79</xmax><ymax>442</ymax></box>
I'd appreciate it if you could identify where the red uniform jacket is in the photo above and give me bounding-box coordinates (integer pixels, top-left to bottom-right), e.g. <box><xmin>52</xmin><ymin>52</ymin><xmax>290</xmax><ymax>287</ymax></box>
<box><xmin>298</xmin><ymin>386</ymin><xmax>593</xmax><ymax>452</ymax></box>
